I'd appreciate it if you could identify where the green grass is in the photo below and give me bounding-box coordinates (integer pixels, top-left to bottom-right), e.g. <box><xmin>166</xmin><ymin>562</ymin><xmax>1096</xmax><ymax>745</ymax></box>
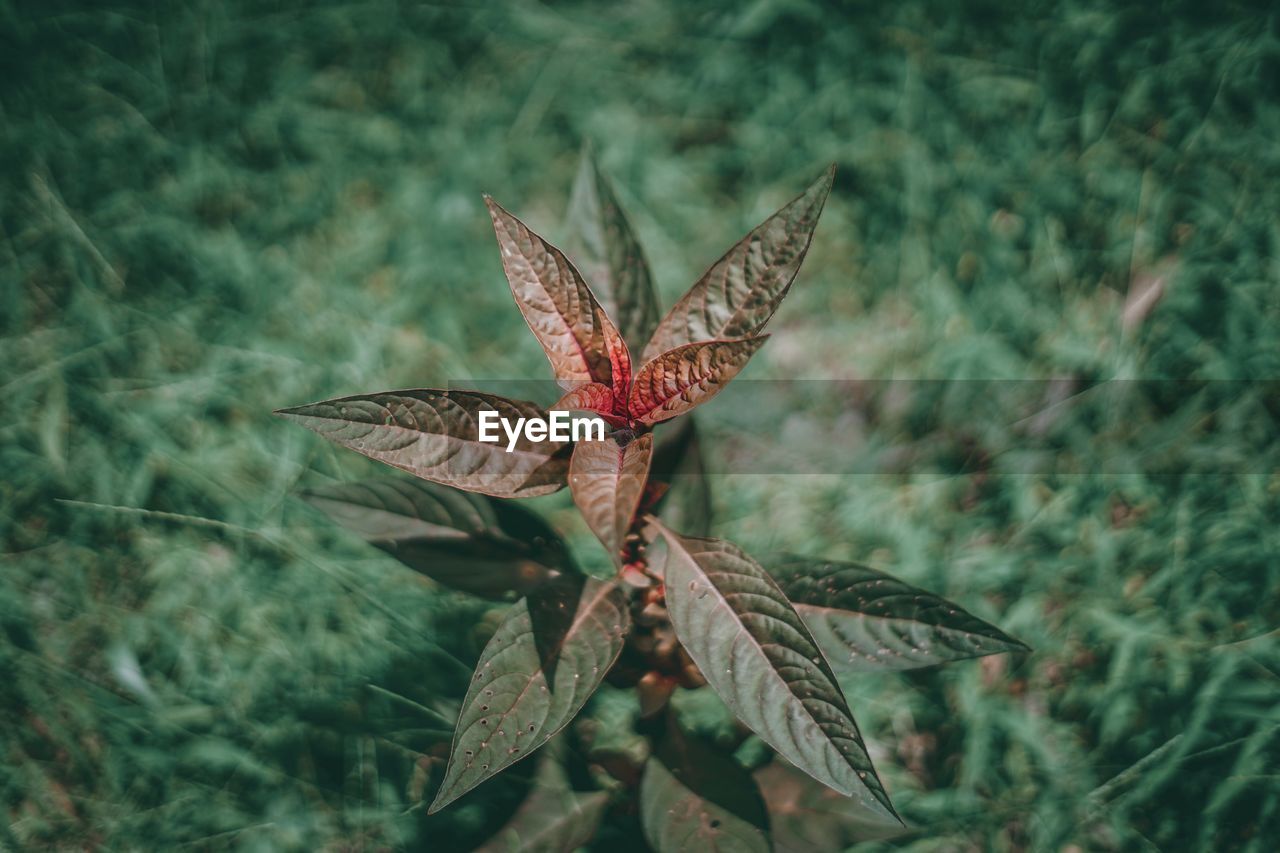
<box><xmin>3</xmin><ymin>1</ymin><xmax>1279</xmax><ymax>849</ymax></box>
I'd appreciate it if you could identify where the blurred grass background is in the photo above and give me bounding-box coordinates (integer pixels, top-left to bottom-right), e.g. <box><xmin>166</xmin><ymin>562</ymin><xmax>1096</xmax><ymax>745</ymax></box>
<box><xmin>2</xmin><ymin>0</ymin><xmax>1279</xmax><ymax>849</ymax></box>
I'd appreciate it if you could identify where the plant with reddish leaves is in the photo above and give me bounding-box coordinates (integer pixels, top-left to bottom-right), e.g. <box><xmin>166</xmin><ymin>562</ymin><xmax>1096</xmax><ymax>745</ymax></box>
<box><xmin>278</xmin><ymin>156</ymin><xmax>1027</xmax><ymax>850</ymax></box>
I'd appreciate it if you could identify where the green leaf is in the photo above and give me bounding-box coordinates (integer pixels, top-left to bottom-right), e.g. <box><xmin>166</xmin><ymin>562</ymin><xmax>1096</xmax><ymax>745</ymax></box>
<box><xmin>302</xmin><ymin>478</ymin><xmax>572</xmax><ymax>600</ymax></box>
<box><xmin>568</xmin><ymin>433</ymin><xmax>653</xmax><ymax>565</ymax></box>
<box><xmin>628</xmin><ymin>337</ymin><xmax>768</xmax><ymax>426</ymax></box>
<box><xmin>769</xmin><ymin>555</ymin><xmax>1029</xmax><ymax>672</ymax></box>
<box><xmin>651</xmin><ymin>417</ymin><xmax>714</xmax><ymax>536</ymax></box>
<box><xmin>475</xmin><ymin>752</ymin><xmax>609</xmax><ymax>852</ymax></box>
<box><xmin>428</xmin><ymin>574</ymin><xmax>631</xmax><ymax>813</ymax></box>
<box><xmin>754</xmin><ymin>760</ymin><xmax>907</xmax><ymax>851</ymax></box>
<box><xmin>566</xmin><ymin>149</ymin><xmax>662</xmax><ymax>356</ymax></box>
<box><xmin>486</xmin><ymin>196</ymin><xmax>632</xmax><ymax>393</ymax></box>
<box><xmin>642</xmin><ymin>165</ymin><xmax>835</xmax><ymax>361</ymax></box>
<box><xmin>657</xmin><ymin>525</ymin><xmax>899</xmax><ymax>822</ymax></box>
<box><xmin>640</xmin><ymin>724</ymin><xmax>772</xmax><ymax>852</ymax></box>
<box><xmin>275</xmin><ymin>389</ymin><xmax>570</xmax><ymax>498</ymax></box>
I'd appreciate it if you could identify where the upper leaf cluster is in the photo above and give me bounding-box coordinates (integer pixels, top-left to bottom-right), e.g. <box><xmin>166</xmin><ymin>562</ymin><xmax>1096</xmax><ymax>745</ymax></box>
<box><xmin>277</xmin><ymin>154</ymin><xmax>1027</xmax><ymax>848</ymax></box>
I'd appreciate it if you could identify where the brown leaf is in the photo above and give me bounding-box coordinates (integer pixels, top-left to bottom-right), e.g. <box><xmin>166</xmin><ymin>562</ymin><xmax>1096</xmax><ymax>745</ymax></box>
<box><xmin>642</xmin><ymin>165</ymin><xmax>834</xmax><ymax>361</ymax></box>
<box><xmin>640</xmin><ymin>723</ymin><xmax>771</xmax><ymax>852</ymax></box>
<box><xmin>658</xmin><ymin>524</ymin><xmax>900</xmax><ymax>822</ymax></box>
<box><xmin>755</xmin><ymin>761</ymin><xmax>906</xmax><ymax>851</ymax></box>
<box><xmin>275</xmin><ymin>389</ymin><xmax>569</xmax><ymax>498</ymax></box>
<box><xmin>474</xmin><ymin>752</ymin><xmax>609</xmax><ymax>852</ymax></box>
<box><xmin>428</xmin><ymin>574</ymin><xmax>630</xmax><ymax>813</ymax></box>
<box><xmin>649</xmin><ymin>416</ymin><xmax>714</xmax><ymax>536</ymax></box>
<box><xmin>770</xmin><ymin>555</ymin><xmax>1028</xmax><ymax>673</ymax></box>
<box><xmin>552</xmin><ymin>382</ymin><xmax>627</xmax><ymax>427</ymax></box>
<box><xmin>628</xmin><ymin>337</ymin><xmax>768</xmax><ymax>426</ymax></box>
<box><xmin>486</xmin><ymin>196</ymin><xmax>631</xmax><ymax>392</ymax></box>
<box><xmin>566</xmin><ymin>149</ymin><xmax>662</xmax><ymax>355</ymax></box>
<box><xmin>302</xmin><ymin>478</ymin><xmax>573</xmax><ymax>600</ymax></box>
<box><xmin>569</xmin><ymin>433</ymin><xmax>653</xmax><ymax>564</ymax></box>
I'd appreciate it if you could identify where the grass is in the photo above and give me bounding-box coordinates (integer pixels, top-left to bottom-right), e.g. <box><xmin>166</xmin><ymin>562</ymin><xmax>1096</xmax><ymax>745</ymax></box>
<box><xmin>2</xmin><ymin>0</ymin><xmax>1278</xmax><ymax>849</ymax></box>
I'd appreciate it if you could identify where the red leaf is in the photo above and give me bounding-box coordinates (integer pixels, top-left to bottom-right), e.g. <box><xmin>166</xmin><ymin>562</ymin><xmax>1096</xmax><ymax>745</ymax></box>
<box><xmin>627</xmin><ymin>337</ymin><xmax>767</xmax><ymax>426</ymax></box>
<box><xmin>552</xmin><ymin>382</ymin><xmax>628</xmax><ymax>428</ymax></box>
<box><xmin>486</xmin><ymin>196</ymin><xmax>632</xmax><ymax>392</ymax></box>
<box><xmin>569</xmin><ymin>433</ymin><xmax>653</xmax><ymax>564</ymax></box>
<box><xmin>642</xmin><ymin>165</ymin><xmax>834</xmax><ymax>361</ymax></box>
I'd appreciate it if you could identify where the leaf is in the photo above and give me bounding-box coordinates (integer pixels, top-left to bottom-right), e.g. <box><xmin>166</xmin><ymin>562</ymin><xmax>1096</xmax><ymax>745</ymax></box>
<box><xmin>475</xmin><ymin>753</ymin><xmax>609</xmax><ymax>852</ymax></box>
<box><xmin>657</xmin><ymin>525</ymin><xmax>899</xmax><ymax>822</ymax></box>
<box><xmin>650</xmin><ymin>416</ymin><xmax>713</xmax><ymax>536</ymax></box>
<box><xmin>569</xmin><ymin>433</ymin><xmax>653</xmax><ymax>565</ymax></box>
<box><xmin>754</xmin><ymin>761</ymin><xmax>907</xmax><ymax>852</ymax></box>
<box><xmin>566</xmin><ymin>149</ymin><xmax>662</xmax><ymax>355</ymax></box>
<box><xmin>302</xmin><ymin>478</ymin><xmax>572</xmax><ymax>600</ymax></box>
<box><xmin>769</xmin><ymin>555</ymin><xmax>1029</xmax><ymax>672</ymax></box>
<box><xmin>486</xmin><ymin>196</ymin><xmax>631</xmax><ymax>393</ymax></box>
<box><xmin>642</xmin><ymin>165</ymin><xmax>835</xmax><ymax>361</ymax></box>
<box><xmin>552</xmin><ymin>381</ymin><xmax>627</xmax><ymax>427</ymax></box>
<box><xmin>640</xmin><ymin>724</ymin><xmax>771</xmax><ymax>852</ymax></box>
<box><xmin>428</xmin><ymin>574</ymin><xmax>631</xmax><ymax>813</ymax></box>
<box><xmin>276</xmin><ymin>390</ymin><xmax>570</xmax><ymax>498</ymax></box>
<box><xmin>628</xmin><ymin>337</ymin><xmax>768</xmax><ymax>426</ymax></box>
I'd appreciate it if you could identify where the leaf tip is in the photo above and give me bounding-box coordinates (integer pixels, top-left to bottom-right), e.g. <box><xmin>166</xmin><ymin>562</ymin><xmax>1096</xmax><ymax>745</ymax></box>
<box><xmin>807</xmin><ymin>163</ymin><xmax>837</xmax><ymax>202</ymax></box>
<box><xmin>482</xmin><ymin>194</ymin><xmax>506</xmax><ymax>220</ymax></box>
<box><xmin>740</xmin><ymin>333</ymin><xmax>771</xmax><ymax>356</ymax></box>
<box><xmin>425</xmin><ymin>782</ymin><xmax>458</xmax><ymax>816</ymax></box>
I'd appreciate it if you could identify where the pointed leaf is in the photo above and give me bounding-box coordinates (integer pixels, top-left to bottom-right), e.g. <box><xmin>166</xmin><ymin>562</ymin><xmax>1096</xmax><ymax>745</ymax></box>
<box><xmin>428</xmin><ymin>574</ymin><xmax>631</xmax><ymax>813</ymax></box>
<box><xmin>566</xmin><ymin>150</ymin><xmax>662</xmax><ymax>355</ymax></box>
<box><xmin>302</xmin><ymin>478</ymin><xmax>572</xmax><ymax>599</ymax></box>
<box><xmin>640</xmin><ymin>725</ymin><xmax>771</xmax><ymax>852</ymax></box>
<box><xmin>476</xmin><ymin>753</ymin><xmax>609</xmax><ymax>852</ymax></box>
<box><xmin>657</xmin><ymin>525</ymin><xmax>899</xmax><ymax>822</ymax></box>
<box><xmin>755</xmin><ymin>761</ymin><xmax>907</xmax><ymax>852</ymax></box>
<box><xmin>650</xmin><ymin>417</ymin><xmax>714</xmax><ymax>536</ymax></box>
<box><xmin>304</xmin><ymin>476</ymin><xmax>498</xmax><ymax>541</ymax></box>
<box><xmin>276</xmin><ymin>390</ymin><xmax>569</xmax><ymax>498</ymax></box>
<box><xmin>486</xmin><ymin>196</ymin><xmax>631</xmax><ymax>392</ymax></box>
<box><xmin>569</xmin><ymin>433</ymin><xmax>653</xmax><ymax>564</ymax></box>
<box><xmin>642</xmin><ymin>165</ymin><xmax>835</xmax><ymax>361</ymax></box>
<box><xmin>552</xmin><ymin>382</ymin><xmax>627</xmax><ymax>427</ymax></box>
<box><xmin>770</xmin><ymin>556</ymin><xmax>1029</xmax><ymax>672</ymax></box>
<box><xmin>628</xmin><ymin>337</ymin><xmax>768</xmax><ymax>426</ymax></box>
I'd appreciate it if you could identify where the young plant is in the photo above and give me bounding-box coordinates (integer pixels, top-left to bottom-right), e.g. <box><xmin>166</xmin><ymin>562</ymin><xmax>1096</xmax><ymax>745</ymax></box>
<box><xmin>277</xmin><ymin>155</ymin><xmax>1028</xmax><ymax>849</ymax></box>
